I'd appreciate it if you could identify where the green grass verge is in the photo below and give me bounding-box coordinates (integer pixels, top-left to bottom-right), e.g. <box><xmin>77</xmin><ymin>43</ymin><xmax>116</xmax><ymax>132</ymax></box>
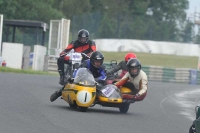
<box><xmin>102</xmin><ymin>52</ymin><xmax>198</xmax><ymax>69</ymax></box>
<box><xmin>0</xmin><ymin>52</ymin><xmax>198</xmax><ymax>75</ymax></box>
<box><xmin>0</xmin><ymin>66</ymin><xmax>58</xmax><ymax>76</ymax></box>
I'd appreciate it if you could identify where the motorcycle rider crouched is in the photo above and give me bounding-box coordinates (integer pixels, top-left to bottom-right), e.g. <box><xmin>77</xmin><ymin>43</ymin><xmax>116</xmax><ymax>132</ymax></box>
<box><xmin>50</xmin><ymin>51</ymin><xmax>106</xmax><ymax>102</ymax></box>
<box><xmin>114</xmin><ymin>58</ymin><xmax>148</xmax><ymax>101</ymax></box>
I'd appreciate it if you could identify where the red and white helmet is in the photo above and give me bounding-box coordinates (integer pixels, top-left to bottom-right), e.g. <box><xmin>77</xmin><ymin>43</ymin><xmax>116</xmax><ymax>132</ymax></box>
<box><xmin>125</xmin><ymin>53</ymin><xmax>137</xmax><ymax>63</ymax></box>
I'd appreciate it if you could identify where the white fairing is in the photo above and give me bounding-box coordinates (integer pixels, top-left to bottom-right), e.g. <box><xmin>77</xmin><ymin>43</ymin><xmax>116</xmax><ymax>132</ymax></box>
<box><xmin>77</xmin><ymin>91</ymin><xmax>92</xmax><ymax>104</ymax></box>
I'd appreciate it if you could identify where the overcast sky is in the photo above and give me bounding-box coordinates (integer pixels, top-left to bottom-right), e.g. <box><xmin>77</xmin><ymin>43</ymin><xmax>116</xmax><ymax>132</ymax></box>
<box><xmin>186</xmin><ymin>0</ymin><xmax>200</xmax><ymax>17</ymax></box>
<box><xmin>186</xmin><ymin>0</ymin><xmax>200</xmax><ymax>35</ymax></box>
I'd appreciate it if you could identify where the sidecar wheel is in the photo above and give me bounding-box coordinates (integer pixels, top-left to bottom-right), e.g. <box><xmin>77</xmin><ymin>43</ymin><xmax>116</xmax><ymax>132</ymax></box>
<box><xmin>189</xmin><ymin>124</ymin><xmax>196</xmax><ymax>133</ymax></box>
<box><xmin>119</xmin><ymin>103</ymin><xmax>130</xmax><ymax>113</ymax></box>
<box><xmin>78</xmin><ymin>106</ymin><xmax>88</xmax><ymax>112</ymax></box>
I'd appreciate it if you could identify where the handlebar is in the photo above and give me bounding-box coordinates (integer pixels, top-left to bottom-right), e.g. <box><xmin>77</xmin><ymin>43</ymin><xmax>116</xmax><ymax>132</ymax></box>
<box><xmin>81</xmin><ymin>53</ymin><xmax>90</xmax><ymax>59</ymax></box>
<box><xmin>60</xmin><ymin>52</ymin><xmax>90</xmax><ymax>59</ymax></box>
<box><xmin>60</xmin><ymin>52</ymin><xmax>68</xmax><ymax>57</ymax></box>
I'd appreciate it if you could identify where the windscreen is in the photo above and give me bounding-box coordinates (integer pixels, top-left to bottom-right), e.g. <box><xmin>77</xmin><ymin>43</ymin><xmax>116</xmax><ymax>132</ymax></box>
<box><xmin>74</xmin><ymin>68</ymin><xmax>95</xmax><ymax>86</ymax></box>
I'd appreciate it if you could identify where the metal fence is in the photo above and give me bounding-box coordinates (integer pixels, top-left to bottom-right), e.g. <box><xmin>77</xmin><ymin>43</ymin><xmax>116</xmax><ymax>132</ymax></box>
<box><xmin>44</xmin><ymin>56</ymin><xmax>200</xmax><ymax>85</ymax></box>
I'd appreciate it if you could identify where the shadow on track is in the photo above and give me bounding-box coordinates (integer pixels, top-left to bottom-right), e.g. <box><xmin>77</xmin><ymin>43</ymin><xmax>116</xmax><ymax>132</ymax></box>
<box><xmin>49</xmin><ymin>104</ymin><xmax>140</xmax><ymax>116</ymax></box>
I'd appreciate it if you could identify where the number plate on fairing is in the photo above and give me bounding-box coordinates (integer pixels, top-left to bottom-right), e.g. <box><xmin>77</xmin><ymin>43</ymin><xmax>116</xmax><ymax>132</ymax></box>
<box><xmin>71</xmin><ymin>53</ymin><xmax>82</xmax><ymax>64</ymax></box>
<box><xmin>101</xmin><ymin>86</ymin><xmax>115</xmax><ymax>97</ymax></box>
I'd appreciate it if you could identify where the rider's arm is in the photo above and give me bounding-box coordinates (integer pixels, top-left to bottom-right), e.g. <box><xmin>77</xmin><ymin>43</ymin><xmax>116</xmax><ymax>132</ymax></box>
<box><xmin>96</xmin><ymin>66</ymin><xmax>107</xmax><ymax>81</ymax></box>
<box><xmin>137</xmin><ymin>72</ymin><xmax>148</xmax><ymax>96</ymax></box>
<box><xmin>87</xmin><ymin>41</ymin><xmax>96</xmax><ymax>56</ymax></box>
<box><xmin>63</xmin><ymin>42</ymin><xmax>75</xmax><ymax>53</ymax></box>
<box><xmin>106</xmin><ymin>63</ymin><xmax>121</xmax><ymax>75</ymax></box>
<box><xmin>106</xmin><ymin>61</ymin><xmax>125</xmax><ymax>75</ymax></box>
<box><xmin>89</xmin><ymin>41</ymin><xmax>96</xmax><ymax>52</ymax></box>
<box><xmin>114</xmin><ymin>72</ymin><xmax>129</xmax><ymax>88</ymax></box>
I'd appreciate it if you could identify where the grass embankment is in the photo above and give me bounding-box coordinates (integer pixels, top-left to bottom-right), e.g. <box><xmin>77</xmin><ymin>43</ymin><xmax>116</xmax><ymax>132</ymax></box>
<box><xmin>0</xmin><ymin>52</ymin><xmax>198</xmax><ymax>74</ymax></box>
<box><xmin>0</xmin><ymin>66</ymin><xmax>58</xmax><ymax>75</ymax></box>
<box><xmin>102</xmin><ymin>52</ymin><xmax>198</xmax><ymax>69</ymax></box>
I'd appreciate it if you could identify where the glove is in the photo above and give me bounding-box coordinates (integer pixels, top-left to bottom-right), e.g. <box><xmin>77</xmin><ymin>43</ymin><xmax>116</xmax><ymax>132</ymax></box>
<box><xmin>60</xmin><ymin>51</ymin><xmax>66</xmax><ymax>57</ymax></box>
<box><xmin>87</xmin><ymin>52</ymin><xmax>91</xmax><ymax>57</ymax></box>
<box><xmin>68</xmin><ymin>78</ymin><xmax>74</xmax><ymax>83</ymax></box>
<box><xmin>112</xmin><ymin>80</ymin><xmax>117</xmax><ymax>84</ymax></box>
<box><xmin>134</xmin><ymin>93</ymin><xmax>140</xmax><ymax>100</ymax></box>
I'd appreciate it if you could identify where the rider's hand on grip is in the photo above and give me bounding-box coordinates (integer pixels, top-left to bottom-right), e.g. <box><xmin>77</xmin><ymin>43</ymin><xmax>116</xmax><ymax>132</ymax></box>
<box><xmin>86</xmin><ymin>52</ymin><xmax>91</xmax><ymax>57</ymax></box>
<box><xmin>60</xmin><ymin>52</ymin><xmax>66</xmax><ymax>57</ymax></box>
<box><xmin>81</xmin><ymin>53</ymin><xmax>90</xmax><ymax>59</ymax></box>
<box><xmin>68</xmin><ymin>78</ymin><xmax>74</xmax><ymax>83</ymax></box>
<box><xmin>112</xmin><ymin>80</ymin><xmax>117</xmax><ymax>84</ymax></box>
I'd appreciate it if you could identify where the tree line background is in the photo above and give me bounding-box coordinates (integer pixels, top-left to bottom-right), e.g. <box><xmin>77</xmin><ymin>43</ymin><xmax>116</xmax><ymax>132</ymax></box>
<box><xmin>0</xmin><ymin>0</ymin><xmax>199</xmax><ymax>47</ymax></box>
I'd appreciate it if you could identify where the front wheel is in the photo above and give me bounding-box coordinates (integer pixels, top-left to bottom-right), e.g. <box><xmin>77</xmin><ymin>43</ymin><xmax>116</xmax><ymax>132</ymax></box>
<box><xmin>78</xmin><ymin>106</ymin><xmax>88</xmax><ymax>112</ymax></box>
<box><xmin>69</xmin><ymin>103</ymin><xmax>77</xmax><ymax>108</ymax></box>
<box><xmin>119</xmin><ymin>103</ymin><xmax>130</xmax><ymax>113</ymax></box>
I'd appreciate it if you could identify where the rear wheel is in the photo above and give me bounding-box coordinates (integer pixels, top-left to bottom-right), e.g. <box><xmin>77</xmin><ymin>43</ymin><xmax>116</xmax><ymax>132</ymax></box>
<box><xmin>78</xmin><ymin>106</ymin><xmax>88</xmax><ymax>112</ymax></box>
<box><xmin>119</xmin><ymin>103</ymin><xmax>130</xmax><ymax>113</ymax></box>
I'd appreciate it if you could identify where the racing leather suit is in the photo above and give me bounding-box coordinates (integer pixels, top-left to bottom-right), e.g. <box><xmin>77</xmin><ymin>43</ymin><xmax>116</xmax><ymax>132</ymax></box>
<box><xmin>57</xmin><ymin>40</ymin><xmax>96</xmax><ymax>76</ymax></box>
<box><xmin>114</xmin><ymin>70</ymin><xmax>148</xmax><ymax>101</ymax></box>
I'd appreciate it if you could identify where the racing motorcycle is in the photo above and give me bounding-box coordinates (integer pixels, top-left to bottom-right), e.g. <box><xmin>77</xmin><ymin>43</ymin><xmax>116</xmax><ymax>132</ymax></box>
<box><xmin>61</xmin><ymin>67</ymin><xmax>135</xmax><ymax>113</ymax></box>
<box><xmin>60</xmin><ymin>52</ymin><xmax>89</xmax><ymax>85</ymax></box>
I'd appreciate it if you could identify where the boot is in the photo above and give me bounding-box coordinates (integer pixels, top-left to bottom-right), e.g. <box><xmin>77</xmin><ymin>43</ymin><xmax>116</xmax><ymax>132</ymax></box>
<box><xmin>59</xmin><ymin>75</ymin><xmax>64</xmax><ymax>85</ymax></box>
<box><xmin>50</xmin><ymin>89</ymin><xmax>62</xmax><ymax>102</ymax></box>
<box><xmin>58</xmin><ymin>70</ymin><xmax>65</xmax><ymax>85</ymax></box>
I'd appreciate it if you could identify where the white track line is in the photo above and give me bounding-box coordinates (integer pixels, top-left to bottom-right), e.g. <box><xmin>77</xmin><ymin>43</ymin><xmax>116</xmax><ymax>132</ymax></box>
<box><xmin>160</xmin><ymin>88</ymin><xmax>200</xmax><ymax>121</ymax></box>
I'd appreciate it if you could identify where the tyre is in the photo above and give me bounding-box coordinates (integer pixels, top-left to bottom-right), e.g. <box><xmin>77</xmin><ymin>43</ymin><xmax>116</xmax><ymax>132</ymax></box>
<box><xmin>119</xmin><ymin>103</ymin><xmax>130</xmax><ymax>113</ymax></box>
<box><xmin>78</xmin><ymin>106</ymin><xmax>88</xmax><ymax>112</ymax></box>
<box><xmin>69</xmin><ymin>103</ymin><xmax>77</xmax><ymax>108</ymax></box>
<box><xmin>189</xmin><ymin>124</ymin><xmax>196</xmax><ymax>133</ymax></box>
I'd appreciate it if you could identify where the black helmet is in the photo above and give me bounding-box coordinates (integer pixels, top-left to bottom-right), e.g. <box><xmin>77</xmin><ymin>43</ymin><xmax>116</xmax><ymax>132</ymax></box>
<box><xmin>78</xmin><ymin>29</ymin><xmax>89</xmax><ymax>44</ymax></box>
<box><xmin>90</xmin><ymin>51</ymin><xmax>104</xmax><ymax>68</ymax></box>
<box><xmin>126</xmin><ymin>58</ymin><xmax>141</xmax><ymax>77</ymax></box>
